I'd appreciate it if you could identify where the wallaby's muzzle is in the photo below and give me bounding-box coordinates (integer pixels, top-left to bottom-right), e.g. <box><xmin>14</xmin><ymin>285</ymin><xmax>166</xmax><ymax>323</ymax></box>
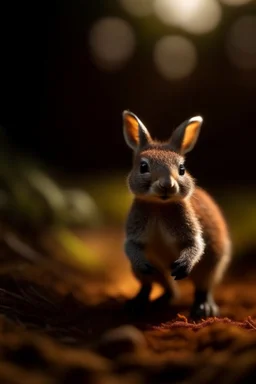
<box><xmin>153</xmin><ymin>177</ymin><xmax>179</xmax><ymax>199</ymax></box>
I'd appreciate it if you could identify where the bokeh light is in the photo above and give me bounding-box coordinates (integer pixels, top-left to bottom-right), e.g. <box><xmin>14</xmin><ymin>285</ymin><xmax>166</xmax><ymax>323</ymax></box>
<box><xmin>154</xmin><ymin>0</ymin><xmax>222</xmax><ymax>35</ymax></box>
<box><xmin>89</xmin><ymin>17</ymin><xmax>136</xmax><ymax>71</ymax></box>
<box><xmin>219</xmin><ymin>0</ymin><xmax>252</xmax><ymax>6</ymax></box>
<box><xmin>119</xmin><ymin>0</ymin><xmax>154</xmax><ymax>17</ymax></box>
<box><xmin>153</xmin><ymin>35</ymin><xmax>197</xmax><ymax>80</ymax></box>
<box><xmin>226</xmin><ymin>15</ymin><xmax>256</xmax><ymax>70</ymax></box>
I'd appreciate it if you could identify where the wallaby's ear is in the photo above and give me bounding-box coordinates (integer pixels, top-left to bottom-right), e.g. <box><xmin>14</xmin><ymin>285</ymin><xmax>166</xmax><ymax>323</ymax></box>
<box><xmin>123</xmin><ymin>110</ymin><xmax>152</xmax><ymax>151</ymax></box>
<box><xmin>169</xmin><ymin>116</ymin><xmax>203</xmax><ymax>155</ymax></box>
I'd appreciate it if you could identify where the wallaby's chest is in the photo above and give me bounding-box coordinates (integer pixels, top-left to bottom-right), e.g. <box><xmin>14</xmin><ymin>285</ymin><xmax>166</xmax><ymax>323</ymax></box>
<box><xmin>144</xmin><ymin>213</ymin><xmax>180</xmax><ymax>267</ymax></box>
<box><xmin>128</xmin><ymin>200</ymin><xmax>186</xmax><ymax>266</ymax></box>
<box><xmin>145</xmin><ymin>216</ymin><xmax>176</xmax><ymax>246</ymax></box>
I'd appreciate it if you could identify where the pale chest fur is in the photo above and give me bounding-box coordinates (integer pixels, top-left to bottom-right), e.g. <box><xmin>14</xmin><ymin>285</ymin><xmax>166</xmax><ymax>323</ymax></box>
<box><xmin>143</xmin><ymin>212</ymin><xmax>181</xmax><ymax>270</ymax></box>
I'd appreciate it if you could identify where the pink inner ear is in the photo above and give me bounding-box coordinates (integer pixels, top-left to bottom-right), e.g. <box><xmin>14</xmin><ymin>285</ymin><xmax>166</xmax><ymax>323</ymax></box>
<box><xmin>182</xmin><ymin>121</ymin><xmax>200</xmax><ymax>152</ymax></box>
<box><xmin>125</xmin><ymin>114</ymin><xmax>140</xmax><ymax>145</ymax></box>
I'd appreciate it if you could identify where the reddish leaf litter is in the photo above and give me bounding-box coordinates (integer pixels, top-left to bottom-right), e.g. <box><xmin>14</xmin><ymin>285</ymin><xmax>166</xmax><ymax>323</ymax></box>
<box><xmin>0</xmin><ymin>227</ymin><xmax>255</xmax><ymax>383</ymax></box>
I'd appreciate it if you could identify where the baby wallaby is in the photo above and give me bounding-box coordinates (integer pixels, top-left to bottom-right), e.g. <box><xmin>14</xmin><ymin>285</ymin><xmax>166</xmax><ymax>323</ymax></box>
<box><xmin>123</xmin><ymin>110</ymin><xmax>231</xmax><ymax>319</ymax></box>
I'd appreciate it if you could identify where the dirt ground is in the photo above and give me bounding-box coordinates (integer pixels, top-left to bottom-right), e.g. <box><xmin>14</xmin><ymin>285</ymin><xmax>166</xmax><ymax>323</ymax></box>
<box><xmin>0</xmin><ymin>227</ymin><xmax>256</xmax><ymax>384</ymax></box>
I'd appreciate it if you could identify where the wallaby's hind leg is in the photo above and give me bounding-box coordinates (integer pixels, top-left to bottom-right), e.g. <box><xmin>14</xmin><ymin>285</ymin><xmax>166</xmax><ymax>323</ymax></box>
<box><xmin>125</xmin><ymin>274</ymin><xmax>153</xmax><ymax>313</ymax></box>
<box><xmin>134</xmin><ymin>282</ymin><xmax>152</xmax><ymax>304</ymax></box>
<box><xmin>127</xmin><ymin>271</ymin><xmax>178</xmax><ymax>312</ymax></box>
<box><xmin>190</xmin><ymin>290</ymin><xmax>219</xmax><ymax>319</ymax></box>
<box><xmin>152</xmin><ymin>271</ymin><xmax>179</xmax><ymax>307</ymax></box>
<box><xmin>189</xmin><ymin>248</ymin><xmax>231</xmax><ymax>320</ymax></box>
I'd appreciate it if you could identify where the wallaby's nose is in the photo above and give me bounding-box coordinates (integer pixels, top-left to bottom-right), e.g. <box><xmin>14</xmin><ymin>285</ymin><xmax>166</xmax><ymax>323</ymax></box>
<box><xmin>159</xmin><ymin>177</ymin><xmax>175</xmax><ymax>191</ymax></box>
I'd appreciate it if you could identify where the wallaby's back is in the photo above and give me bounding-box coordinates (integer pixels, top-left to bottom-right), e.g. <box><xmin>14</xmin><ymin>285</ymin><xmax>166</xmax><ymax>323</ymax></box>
<box><xmin>191</xmin><ymin>187</ymin><xmax>231</xmax><ymax>257</ymax></box>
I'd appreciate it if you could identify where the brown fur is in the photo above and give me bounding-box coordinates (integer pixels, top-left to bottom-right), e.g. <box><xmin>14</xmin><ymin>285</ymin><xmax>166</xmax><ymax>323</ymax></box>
<box><xmin>122</xmin><ymin>111</ymin><xmax>231</xmax><ymax>319</ymax></box>
<box><xmin>189</xmin><ymin>188</ymin><xmax>231</xmax><ymax>290</ymax></box>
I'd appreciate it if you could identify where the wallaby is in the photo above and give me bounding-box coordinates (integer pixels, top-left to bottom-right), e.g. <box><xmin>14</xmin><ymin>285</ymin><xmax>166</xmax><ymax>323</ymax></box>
<box><xmin>122</xmin><ymin>110</ymin><xmax>231</xmax><ymax>319</ymax></box>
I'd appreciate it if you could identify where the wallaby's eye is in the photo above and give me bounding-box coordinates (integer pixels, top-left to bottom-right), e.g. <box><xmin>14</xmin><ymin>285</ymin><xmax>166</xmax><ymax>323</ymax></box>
<box><xmin>179</xmin><ymin>164</ymin><xmax>185</xmax><ymax>176</ymax></box>
<box><xmin>140</xmin><ymin>160</ymin><xmax>149</xmax><ymax>174</ymax></box>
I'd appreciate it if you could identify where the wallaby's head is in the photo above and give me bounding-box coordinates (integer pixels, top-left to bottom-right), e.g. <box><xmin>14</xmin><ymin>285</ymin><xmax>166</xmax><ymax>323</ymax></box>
<box><xmin>123</xmin><ymin>111</ymin><xmax>203</xmax><ymax>202</ymax></box>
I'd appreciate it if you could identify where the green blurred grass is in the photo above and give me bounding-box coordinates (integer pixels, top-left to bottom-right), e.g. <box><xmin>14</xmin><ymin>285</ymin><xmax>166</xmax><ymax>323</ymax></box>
<box><xmin>214</xmin><ymin>188</ymin><xmax>256</xmax><ymax>254</ymax></box>
<box><xmin>79</xmin><ymin>173</ymin><xmax>133</xmax><ymax>226</ymax></box>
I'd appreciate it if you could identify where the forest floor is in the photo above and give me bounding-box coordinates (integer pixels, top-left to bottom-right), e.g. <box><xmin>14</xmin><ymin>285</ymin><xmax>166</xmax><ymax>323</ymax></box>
<box><xmin>0</xmin><ymin>227</ymin><xmax>256</xmax><ymax>384</ymax></box>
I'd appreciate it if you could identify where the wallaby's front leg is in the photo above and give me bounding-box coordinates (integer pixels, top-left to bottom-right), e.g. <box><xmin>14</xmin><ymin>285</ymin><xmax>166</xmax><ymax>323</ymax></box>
<box><xmin>152</xmin><ymin>271</ymin><xmax>179</xmax><ymax>307</ymax></box>
<box><xmin>125</xmin><ymin>240</ymin><xmax>156</xmax><ymax>276</ymax></box>
<box><xmin>171</xmin><ymin>236</ymin><xmax>205</xmax><ymax>280</ymax></box>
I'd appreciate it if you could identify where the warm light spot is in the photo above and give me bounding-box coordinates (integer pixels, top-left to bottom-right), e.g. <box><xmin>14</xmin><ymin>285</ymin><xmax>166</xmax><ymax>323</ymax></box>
<box><xmin>153</xmin><ymin>36</ymin><xmax>197</xmax><ymax>80</ymax></box>
<box><xmin>153</xmin><ymin>0</ymin><xmax>222</xmax><ymax>35</ymax></box>
<box><xmin>119</xmin><ymin>0</ymin><xmax>154</xmax><ymax>17</ymax></box>
<box><xmin>89</xmin><ymin>17</ymin><xmax>136</xmax><ymax>71</ymax></box>
<box><xmin>226</xmin><ymin>15</ymin><xmax>256</xmax><ymax>70</ymax></box>
<box><xmin>220</xmin><ymin>0</ymin><xmax>252</xmax><ymax>6</ymax></box>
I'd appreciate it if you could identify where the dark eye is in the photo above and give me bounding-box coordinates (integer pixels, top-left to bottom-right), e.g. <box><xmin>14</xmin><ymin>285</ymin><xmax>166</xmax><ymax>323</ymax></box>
<box><xmin>140</xmin><ymin>160</ymin><xmax>149</xmax><ymax>174</ymax></box>
<box><xmin>179</xmin><ymin>164</ymin><xmax>185</xmax><ymax>176</ymax></box>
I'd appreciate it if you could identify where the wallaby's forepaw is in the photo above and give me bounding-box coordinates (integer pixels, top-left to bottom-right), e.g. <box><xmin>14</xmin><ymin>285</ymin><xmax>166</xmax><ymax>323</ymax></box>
<box><xmin>171</xmin><ymin>258</ymin><xmax>191</xmax><ymax>280</ymax></box>
<box><xmin>190</xmin><ymin>301</ymin><xmax>219</xmax><ymax>321</ymax></box>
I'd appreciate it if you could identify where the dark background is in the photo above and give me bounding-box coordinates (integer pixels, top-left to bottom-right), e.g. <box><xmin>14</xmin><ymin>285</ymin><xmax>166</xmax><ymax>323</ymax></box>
<box><xmin>0</xmin><ymin>0</ymin><xmax>255</xmax><ymax>188</ymax></box>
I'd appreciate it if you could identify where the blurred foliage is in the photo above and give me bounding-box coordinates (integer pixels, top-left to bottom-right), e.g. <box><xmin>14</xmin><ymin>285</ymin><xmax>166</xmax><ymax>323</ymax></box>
<box><xmin>0</xmin><ymin>161</ymin><xmax>101</xmax><ymax>229</ymax></box>
<box><xmin>216</xmin><ymin>188</ymin><xmax>256</xmax><ymax>255</ymax></box>
<box><xmin>0</xmin><ymin>126</ymin><xmax>105</xmax><ymax>277</ymax></box>
<box><xmin>0</xmin><ymin>124</ymin><xmax>102</xmax><ymax>229</ymax></box>
<box><xmin>44</xmin><ymin>228</ymin><xmax>104</xmax><ymax>274</ymax></box>
<box><xmin>82</xmin><ymin>174</ymin><xmax>132</xmax><ymax>225</ymax></box>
